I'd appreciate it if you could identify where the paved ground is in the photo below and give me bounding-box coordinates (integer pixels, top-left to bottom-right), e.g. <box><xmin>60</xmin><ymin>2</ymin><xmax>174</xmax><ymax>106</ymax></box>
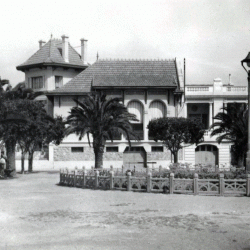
<box><xmin>1</xmin><ymin>171</ymin><xmax>250</xmax><ymax>250</ymax></box>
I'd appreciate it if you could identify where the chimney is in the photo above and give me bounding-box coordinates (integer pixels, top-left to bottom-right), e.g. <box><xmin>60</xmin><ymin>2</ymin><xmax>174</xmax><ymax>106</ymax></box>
<box><xmin>61</xmin><ymin>35</ymin><xmax>69</xmax><ymax>63</ymax></box>
<box><xmin>80</xmin><ymin>38</ymin><xmax>88</xmax><ymax>64</ymax></box>
<box><xmin>39</xmin><ymin>40</ymin><xmax>46</xmax><ymax>49</ymax></box>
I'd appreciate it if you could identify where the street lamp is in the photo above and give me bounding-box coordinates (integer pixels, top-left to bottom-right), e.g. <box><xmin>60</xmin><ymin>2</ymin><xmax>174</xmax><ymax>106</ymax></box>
<box><xmin>241</xmin><ymin>52</ymin><xmax>250</xmax><ymax>172</ymax></box>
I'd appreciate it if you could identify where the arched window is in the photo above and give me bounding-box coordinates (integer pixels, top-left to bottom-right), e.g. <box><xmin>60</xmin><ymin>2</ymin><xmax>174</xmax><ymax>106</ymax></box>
<box><xmin>127</xmin><ymin>101</ymin><xmax>144</xmax><ymax>123</ymax></box>
<box><xmin>149</xmin><ymin>100</ymin><xmax>166</xmax><ymax>121</ymax></box>
<box><xmin>127</xmin><ymin>100</ymin><xmax>144</xmax><ymax>139</ymax></box>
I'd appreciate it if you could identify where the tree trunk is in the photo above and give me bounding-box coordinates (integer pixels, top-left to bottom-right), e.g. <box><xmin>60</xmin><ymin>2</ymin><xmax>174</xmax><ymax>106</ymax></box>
<box><xmin>5</xmin><ymin>140</ymin><xmax>16</xmax><ymax>176</ymax></box>
<box><xmin>28</xmin><ymin>151</ymin><xmax>34</xmax><ymax>172</ymax></box>
<box><xmin>173</xmin><ymin>152</ymin><xmax>178</xmax><ymax>163</ymax></box>
<box><xmin>94</xmin><ymin>146</ymin><xmax>104</xmax><ymax>169</ymax></box>
<box><xmin>21</xmin><ymin>151</ymin><xmax>25</xmax><ymax>174</ymax></box>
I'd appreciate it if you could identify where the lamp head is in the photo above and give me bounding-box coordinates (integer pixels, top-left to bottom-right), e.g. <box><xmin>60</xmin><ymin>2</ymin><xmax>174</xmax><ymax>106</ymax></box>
<box><xmin>241</xmin><ymin>52</ymin><xmax>250</xmax><ymax>73</ymax></box>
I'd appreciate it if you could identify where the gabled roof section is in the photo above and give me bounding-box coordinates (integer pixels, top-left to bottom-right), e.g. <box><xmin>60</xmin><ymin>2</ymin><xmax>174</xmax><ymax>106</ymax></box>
<box><xmin>16</xmin><ymin>39</ymin><xmax>86</xmax><ymax>71</ymax></box>
<box><xmin>48</xmin><ymin>59</ymin><xmax>179</xmax><ymax>95</ymax></box>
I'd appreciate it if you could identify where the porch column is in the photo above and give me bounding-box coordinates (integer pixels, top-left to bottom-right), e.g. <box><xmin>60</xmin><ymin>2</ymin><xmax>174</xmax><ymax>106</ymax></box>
<box><xmin>209</xmin><ymin>102</ymin><xmax>213</xmax><ymax>127</ymax></box>
<box><xmin>144</xmin><ymin>110</ymin><xmax>148</xmax><ymax>141</ymax></box>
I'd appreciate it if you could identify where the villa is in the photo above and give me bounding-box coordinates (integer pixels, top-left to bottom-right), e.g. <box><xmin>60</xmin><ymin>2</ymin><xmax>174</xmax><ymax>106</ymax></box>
<box><xmin>16</xmin><ymin>35</ymin><xmax>247</xmax><ymax>169</ymax></box>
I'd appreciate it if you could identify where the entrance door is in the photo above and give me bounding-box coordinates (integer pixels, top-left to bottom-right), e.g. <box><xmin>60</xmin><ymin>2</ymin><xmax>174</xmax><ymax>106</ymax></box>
<box><xmin>195</xmin><ymin>145</ymin><xmax>218</xmax><ymax>166</ymax></box>
<box><xmin>123</xmin><ymin>147</ymin><xmax>146</xmax><ymax>170</ymax></box>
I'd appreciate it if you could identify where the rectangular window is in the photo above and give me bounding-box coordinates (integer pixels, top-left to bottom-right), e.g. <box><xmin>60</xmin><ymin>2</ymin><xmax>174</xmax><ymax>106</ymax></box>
<box><xmin>71</xmin><ymin>147</ymin><xmax>84</xmax><ymax>153</ymax></box>
<box><xmin>31</xmin><ymin>76</ymin><xmax>44</xmax><ymax>89</ymax></box>
<box><xmin>132</xmin><ymin>123</ymin><xmax>144</xmax><ymax>140</ymax></box>
<box><xmin>151</xmin><ymin>146</ymin><xmax>164</xmax><ymax>152</ymax></box>
<box><xmin>106</xmin><ymin>147</ymin><xmax>119</xmax><ymax>152</ymax></box>
<box><xmin>55</xmin><ymin>76</ymin><xmax>63</xmax><ymax>89</ymax></box>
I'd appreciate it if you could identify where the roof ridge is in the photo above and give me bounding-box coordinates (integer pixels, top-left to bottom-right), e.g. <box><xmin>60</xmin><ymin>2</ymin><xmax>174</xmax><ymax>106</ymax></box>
<box><xmin>98</xmin><ymin>58</ymin><xmax>175</xmax><ymax>62</ymax></box>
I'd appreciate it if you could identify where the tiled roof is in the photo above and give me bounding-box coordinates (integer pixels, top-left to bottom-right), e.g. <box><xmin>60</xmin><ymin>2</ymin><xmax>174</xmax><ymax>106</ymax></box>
<box><xmin>16</xmin><ymin>39</ymin><xmax>85</xmax><ymax>69</ymax></box>
<box><xmin>49</xmin><ymin>59</ymin><xmax>179</xmax><ymax>94</ymax></box>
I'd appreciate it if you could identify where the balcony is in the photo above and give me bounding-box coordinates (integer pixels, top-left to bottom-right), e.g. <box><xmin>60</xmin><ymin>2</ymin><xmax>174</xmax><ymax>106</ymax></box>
<box><xmin>185</xmin><ymin>85</ymin><xmax>247</xmax><ymax>97</ymax></box>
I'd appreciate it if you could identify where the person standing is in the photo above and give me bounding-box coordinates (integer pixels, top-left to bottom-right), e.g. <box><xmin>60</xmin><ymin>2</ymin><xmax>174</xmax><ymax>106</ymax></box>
<box><xmin>0</xmin><ymin>151</ymin><xmax>7</xmax><ymax>178</ymax></box>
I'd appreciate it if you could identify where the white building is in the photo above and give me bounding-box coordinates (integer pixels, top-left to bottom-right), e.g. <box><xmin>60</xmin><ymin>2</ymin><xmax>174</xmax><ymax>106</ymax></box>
<box><xmin>16</xmin><ymin>35</ymin><xmax>247</xmax><ymax>169</ymax></box>
<box><xmin>184</xmin><ymin>78</ymin><xmax>247</xmax><ymax>168</ymax></box>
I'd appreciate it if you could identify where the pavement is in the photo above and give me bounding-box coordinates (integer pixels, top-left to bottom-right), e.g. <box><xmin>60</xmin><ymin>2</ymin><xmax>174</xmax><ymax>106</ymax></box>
<box><xmin>0</xmin><ymin>171</ymin><xmax>250</xmax><ymax>250</ymax></box>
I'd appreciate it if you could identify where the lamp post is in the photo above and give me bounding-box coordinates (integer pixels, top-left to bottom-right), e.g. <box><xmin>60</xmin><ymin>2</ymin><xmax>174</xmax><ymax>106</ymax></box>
<box><xmin>241</xmin><ymin>52</ymin><xmax>250</xmax><ymax>172</ymax></box>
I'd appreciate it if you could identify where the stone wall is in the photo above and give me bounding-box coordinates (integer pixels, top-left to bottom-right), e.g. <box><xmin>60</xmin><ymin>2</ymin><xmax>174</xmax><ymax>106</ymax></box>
<box><xmin>54</xmin><ymin>147</ymin><xmax>123</xmax><ymax>162</ymax></box>
<box><xmin>54</xmin><ymin>146</ymin><xmax>182</xmax><ymax>164</ymax></box>
<box><xmin>54</xmin><ymin>147</ymin><xmax>94</xmax><ymax>161</ymax></box>
<box><xmin>103</xmin><ymin>152</ymin><xmax>123</xmax><ymax>161</ymax></box>
<box><xmin>147</xmin><ymin>151</ymin><xmax>171</xmax><ymax>161</ymax></box>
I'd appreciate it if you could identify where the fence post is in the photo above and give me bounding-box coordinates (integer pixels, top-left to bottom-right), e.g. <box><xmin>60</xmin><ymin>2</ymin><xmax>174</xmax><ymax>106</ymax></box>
<box><xmin>110</xmin><ymin>165</ymin><xmax>113</xmax><ymax>172</ymax></box>
<box><xmin>95</xmin><ymin>171</ymin><xmax>99</xmax><ymax>189</ymax></box>
<box><xmin>110</xmin><ymin>171</ymin><xmax>114</xmax><ymax>190</ymax></box>
<box><xmin>59</xmin><ymin>169</ymin><xmax>62</xmax><ymax>184</ymax></box>
<box><xmin>73</xmin><ymin>170</ymin><xmax>76</xmax><ymax>187</ymax></box>
<box><xmin>159</xmin><ymin>165</ymin><xmax>162</xmax><ymax>173</ymax></box>
<box><xmin>246</xmin><ymin>174</ymin><xmax>250</xmax><ymax>197</ymax></box>
<box><xmin>193</xmin><ymin>173</ymin><xmax>198</xmax><ymax>195</ymax></box>
<box><xmin>169</xmin><ymin>173</ymin><xmax>174</xmax><ymax>194</ymax></box>
<box><xmin>127</xmin><ymin>172</ymin><xmax>131</xmax><ymax>191</ymax></box>
<box><xmin>219</xmin><ymin>173</ymin><xmax>224</xmax><ymax>196</ymax></box>
<box><xmin>82</xmin><ymin>169</ymin><xmax>86</xmax><ymax>188</ymax></box>
<box><xmin>66</xmin><ymin>168</ymin><xmax>69</xmax><ymax>186</ymax></box>
<box><xmin>147</xmin><ymin>173</ymin><xmax>152</xmax><ymax>193</ymax></box>
<box><xmin>215</xmin><ymin>165</ymin><xmax>219</xmax><ymax>173</ymax></box>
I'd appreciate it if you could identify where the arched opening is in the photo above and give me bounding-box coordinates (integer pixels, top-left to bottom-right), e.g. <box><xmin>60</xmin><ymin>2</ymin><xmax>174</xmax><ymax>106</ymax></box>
<box><xmin>149</xmin><ymin>100</ymin><xmax>166</xmax><ymax>121</ymax></box>
<box><xmin>195</xmin><ymin>145</ymin><xmax>218</xmax><ymax>166</ymax></box>
<box><xmin>148</xmin><ymin>100</ymin><xmax>166</xmax><ymax>140</ymax></box>
<box><xmin>123</xmin><ymin>146</ymin><xmax>147</xmax><ymax>169</ymax></box>
<box><xmin>127</xmin><ymin>100</ymin><xmax>144</xmax><ymax>140</ymax></box>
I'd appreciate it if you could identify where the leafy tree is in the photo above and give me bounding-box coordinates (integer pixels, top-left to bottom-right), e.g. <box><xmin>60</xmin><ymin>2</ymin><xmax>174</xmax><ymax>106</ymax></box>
<box><xmin>0</xmin><ymin>83</ymin><xmax>45</xmax><ymax>173</ymax></box>
<box><xmin>65</xmin><ymin>93</ymin><xmax>139</xmax><ymax>168</ymax></box>
<box><xmin>210</xmin><ymin>103</ymin><xmax>247</xmax><ymax>168</ymax></box>
<box><xmin>148</xmin><ymin>117</ymin><xmax>205</xmax><ymax>163</ymax></box>
<box><xmin>17</xmin><ymin>102</ymin><xmax>65</xmax><ymax>173</ymax></box>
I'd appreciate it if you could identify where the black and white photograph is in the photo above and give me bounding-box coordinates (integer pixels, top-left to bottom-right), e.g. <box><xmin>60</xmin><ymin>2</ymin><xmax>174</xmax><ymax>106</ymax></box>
<box><xmin>0</xmin><ymin>0</ymin><xmax>250</xmax><ymax>249</ymax></box>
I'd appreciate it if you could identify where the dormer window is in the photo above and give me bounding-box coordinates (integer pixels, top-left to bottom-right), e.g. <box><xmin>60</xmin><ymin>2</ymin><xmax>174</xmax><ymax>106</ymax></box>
<box><xmin>55</xmin><ymin>76</ymin><xmax>63</xmax><ymax>89</ymax></box>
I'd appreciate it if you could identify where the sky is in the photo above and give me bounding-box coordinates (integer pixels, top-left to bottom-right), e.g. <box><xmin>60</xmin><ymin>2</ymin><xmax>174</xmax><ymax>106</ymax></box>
<box><xmin>0</xmin><ymin>0</ymin><xmax>250</xmax><ymax>87</ymax></box>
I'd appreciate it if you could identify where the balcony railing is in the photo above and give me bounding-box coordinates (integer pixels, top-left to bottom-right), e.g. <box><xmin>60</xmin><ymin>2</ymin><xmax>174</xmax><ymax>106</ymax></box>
<box><xmin>225</xmin><ymin>86</ymin><xmax>247</xmax><ymax>92</ymax></box>
<box><xmin>186</xmin><ymin>87</ymin><xmax>209</xmax><ymax>92</ymax></box>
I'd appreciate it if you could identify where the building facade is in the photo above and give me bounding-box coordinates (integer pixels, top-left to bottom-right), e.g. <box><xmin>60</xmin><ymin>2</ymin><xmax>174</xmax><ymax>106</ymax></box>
<box><xmin>16</xmin><ymin>36</ymin><xmax>247</xmax><ymax>169</ymax></box>
<box><xmin>184</xmin><ymin>78</ymin><xmax>247</xmax><ymax>168</ymax></box>
<box><xmin>46</xmin><ymin>58</ymin><xmax>185</xmax><ymax>169</ymax></box>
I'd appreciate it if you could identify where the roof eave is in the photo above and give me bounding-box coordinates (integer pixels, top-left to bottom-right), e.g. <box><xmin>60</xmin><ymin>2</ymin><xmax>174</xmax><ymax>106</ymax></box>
<box><xmin>92</xmin><ymin>85</ymin><xmax>177</xmax><ymax>89</ymax></box>
<box><xmin>46</xmin><ymin>91</ymin><xmax>90</xmax><ymax>96</ymax></box>
<box><xmin>16</xmin><ymin>62</ymin><xmax>88</xmax><ymax>72</ymax></box>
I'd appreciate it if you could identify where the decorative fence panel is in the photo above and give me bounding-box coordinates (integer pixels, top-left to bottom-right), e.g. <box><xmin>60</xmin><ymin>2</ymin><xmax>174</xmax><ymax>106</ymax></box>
<box><xmin>113</xmin><ymin>176</ymin><xmax>127</xmax><ymax>190</ymax></box>
<box><xmin>174</xmin><ymin>179</ymin><xmax>194</xmax><ymax>194</ymax></box>
<box><xmin>198</xmin><ymin>179</ymin><xmax>219</xmax><ymax>194</ymax></box>
<box><xmin>59</xmin><ymin>169</ymin><xmax>250</xmax><ymax>197</ymax></box>
<box><xmin>130</xmin><ymin>177</ymin><xmax>147</xmax><ymax>191</ymax></box>
<box><xmin>224</xmin><ymin>179</ymin><xmax>246</xmax><ymax>195</ymax></box>
<box><xmin>151</xmin><ymin>177</ymin><xmax>170</xmax><ymax>193</ymax></box>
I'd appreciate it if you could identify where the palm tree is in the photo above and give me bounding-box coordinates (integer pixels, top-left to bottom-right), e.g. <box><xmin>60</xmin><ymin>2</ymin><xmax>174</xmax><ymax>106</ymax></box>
<box><xmin>66</xmin><ymin>93</ymin><xmax>139</xmax><ymax>168</ymax></box>
<box><xmin>210</xmin><ymin>103</ymin><xmax>247</xmax><ymax>168</ymax></box>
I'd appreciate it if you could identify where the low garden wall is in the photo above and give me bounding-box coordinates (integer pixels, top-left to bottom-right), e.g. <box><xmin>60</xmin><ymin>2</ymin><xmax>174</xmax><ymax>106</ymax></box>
<box><xmin>59</xmin><ymin>168</ymin><xmax>250</xmax><ymax>196</ymax></box>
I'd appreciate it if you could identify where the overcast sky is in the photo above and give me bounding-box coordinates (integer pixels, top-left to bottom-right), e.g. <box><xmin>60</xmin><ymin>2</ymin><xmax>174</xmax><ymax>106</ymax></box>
<box><xmin>1</xmin><ymin>0</ymin><xmax>250</xmax><ymax>86</ymax></box>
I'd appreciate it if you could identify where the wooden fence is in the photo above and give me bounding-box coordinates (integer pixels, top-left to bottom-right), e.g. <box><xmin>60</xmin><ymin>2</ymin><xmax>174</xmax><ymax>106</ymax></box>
<box><xmin>59</xmin><ymin>169</ymin><xmax>250</xmax><ymax>196</ymax></box>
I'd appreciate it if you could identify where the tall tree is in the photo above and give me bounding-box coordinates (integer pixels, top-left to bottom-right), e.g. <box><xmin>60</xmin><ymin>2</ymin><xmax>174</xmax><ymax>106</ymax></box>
<box><xmin>66</xmin><ymin>93</ymin><xmax>139</xmax><ymax>168</ymax></box>
<box><xmin>17</xmin><ymin>102</ymin><xmax>65</xmax><ymax>172</ymax></box>
<box><xmin>148</xmin><ymin>117</ymin><xmax>205</xmax><ymax>163</ymax></box>
<box><xmin>210</xmin><ymin>103</ymin><xmax>247</xmax><ymax>168</ymax></box>
<box><xmin>0</xmin><ymin>83</ymin><xmax>44</xmax><ymax>173</ymax></box>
